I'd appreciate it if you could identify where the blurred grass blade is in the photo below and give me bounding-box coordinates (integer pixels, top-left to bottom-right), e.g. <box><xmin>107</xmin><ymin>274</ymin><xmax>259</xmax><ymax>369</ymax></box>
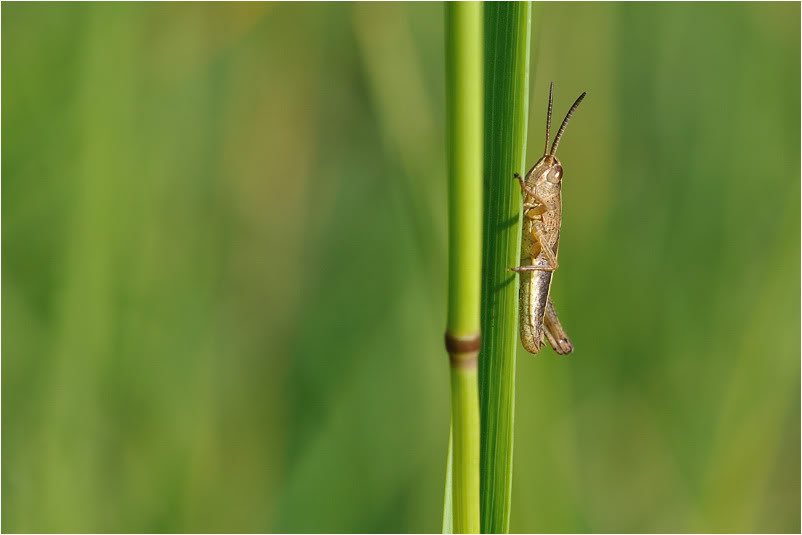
<box><xmin>444</xmin><ymin>2</ymin><xmax>483</xmax><ymax>533</ymax></box>
<box><xmin>479</xmin><ymin>3</ymin><xmax>532</xmax><ymax>533</ymax></box>
<box><xmin>442</xmin><ymin>429</ymin><xmax>453</xmax><ymax>534</ymax></box>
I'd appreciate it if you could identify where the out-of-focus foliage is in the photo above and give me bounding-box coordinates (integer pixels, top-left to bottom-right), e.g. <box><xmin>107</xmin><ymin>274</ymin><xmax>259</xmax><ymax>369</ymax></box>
<box><xmin>2</xmin><ymin>2</ymin><xmax>798</xmax><ymax>532</ymax></box>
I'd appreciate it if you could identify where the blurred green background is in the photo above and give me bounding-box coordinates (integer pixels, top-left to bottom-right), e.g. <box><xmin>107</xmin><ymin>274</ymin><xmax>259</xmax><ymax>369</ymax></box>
<box><xmin>2</xmin><ymin>2</ymin><xmax>799</xmax><ymax>533</ymax></box>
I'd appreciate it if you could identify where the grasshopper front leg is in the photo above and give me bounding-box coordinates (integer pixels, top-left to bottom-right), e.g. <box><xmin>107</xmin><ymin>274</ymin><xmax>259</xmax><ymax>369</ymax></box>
<box><xmin>514</xmin><ymin>173</ymin><xmax>547</xmax><ymax>207</ymax></box>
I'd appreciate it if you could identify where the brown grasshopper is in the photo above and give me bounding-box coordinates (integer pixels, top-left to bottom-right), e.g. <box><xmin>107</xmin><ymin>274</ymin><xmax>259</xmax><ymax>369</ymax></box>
<box><xmin>510</xmin><ymin>82</ymin><xmax>585</xmax><ymax>355</ymax></box>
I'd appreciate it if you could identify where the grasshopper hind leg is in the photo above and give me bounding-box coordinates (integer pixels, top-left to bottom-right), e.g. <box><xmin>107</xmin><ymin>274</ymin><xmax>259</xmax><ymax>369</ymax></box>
<box><xmin>544</xmin><ymin>297</ymin><xmax>573</xmax><ymax>355</ymax></box>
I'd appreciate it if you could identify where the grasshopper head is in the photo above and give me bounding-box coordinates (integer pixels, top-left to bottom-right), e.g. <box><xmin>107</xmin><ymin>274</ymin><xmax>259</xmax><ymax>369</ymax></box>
<box><xmin>542</xmin><ymin>155</ymin><xmax>563</xmax><ymax>184</ymax></box>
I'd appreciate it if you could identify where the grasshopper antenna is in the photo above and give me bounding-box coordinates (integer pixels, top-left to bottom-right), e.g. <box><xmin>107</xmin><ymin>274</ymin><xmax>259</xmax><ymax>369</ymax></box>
<box><xmin>550</xmin><ymin>91</ymin><xmax>586</xmax><ymax>156</ymax></box>
<box><xmin>544</xmin><ymin>81</ymin><xmax>554</xmax><ymax>155</ymax></box>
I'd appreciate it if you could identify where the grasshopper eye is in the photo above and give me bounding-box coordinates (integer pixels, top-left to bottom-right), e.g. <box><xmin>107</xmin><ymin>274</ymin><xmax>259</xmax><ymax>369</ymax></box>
<box><xmin>548</xmin><ymin>164</ymin><xmax>563</xmax><ymax>183</ymax></box>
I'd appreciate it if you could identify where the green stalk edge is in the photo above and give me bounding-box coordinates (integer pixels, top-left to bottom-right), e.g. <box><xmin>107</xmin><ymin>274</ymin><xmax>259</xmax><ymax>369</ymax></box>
<box><xmin>479</xmin><ymin>3</ymin><xmax>532</xmax><ymax>534</ymax></box>
<box><xmin>444</xmin><ymin>3</ymin><xmax>483</xmax><ymax>534</ymax></box>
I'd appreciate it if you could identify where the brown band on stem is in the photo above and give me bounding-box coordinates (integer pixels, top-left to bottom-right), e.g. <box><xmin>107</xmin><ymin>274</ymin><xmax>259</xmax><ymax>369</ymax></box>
<box><xmin>445</xmin><ymin>333</ymin><xmax>481</xmax><ymax>369</ymax></box>
<box><xmin>449</xmin><ymin>351</ymin><xmax>479</xmax><ymax>369</ymax></box>
<box><xmin>445</xmin><ymin>332</ymin><xmax>482</xmax><ymax>354</ymax></box>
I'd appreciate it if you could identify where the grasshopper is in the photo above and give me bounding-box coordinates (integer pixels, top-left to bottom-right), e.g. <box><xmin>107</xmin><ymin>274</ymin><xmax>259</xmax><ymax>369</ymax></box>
<box><xmin>510</xmin><ymin>82</ymin><xmax>585</xmax><ymax>355</ymax></box>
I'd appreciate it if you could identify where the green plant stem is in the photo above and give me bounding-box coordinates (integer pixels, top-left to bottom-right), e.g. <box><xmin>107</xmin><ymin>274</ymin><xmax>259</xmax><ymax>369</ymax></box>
<box><xmin>448</xmin><ymin>366</ymin><xmax>481</xmax><ymax>533</ymax></box>
<box><xmin>479</xmin><ymin>3</ymin><xmax>532</xmax><ymax>533</ymax></box>
<box><xmin>445</xmin><ymin>2</ymin><xmax>483</xmax><ymax>534</ymax></box>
